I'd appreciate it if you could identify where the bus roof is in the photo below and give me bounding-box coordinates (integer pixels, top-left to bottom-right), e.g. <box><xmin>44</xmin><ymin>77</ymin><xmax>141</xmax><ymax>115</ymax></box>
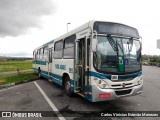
<box><xmin>33</xmin><ymin>39</ymin><xmax>54</xmax><ymax>51</ymax></box>
<box><xmin>54</xmin><ymin>20</ymin><xmax>95</xmax><ymax>42</ymax></box>
<box><xmin>34</xmin><ymin>20</ymin><xmax>139</xmax><ymax>51</ymax></box>
<box><xmin>54</xmin><ymin>20</ymin><xmax>139</xmax><ymax>42</ymax></box>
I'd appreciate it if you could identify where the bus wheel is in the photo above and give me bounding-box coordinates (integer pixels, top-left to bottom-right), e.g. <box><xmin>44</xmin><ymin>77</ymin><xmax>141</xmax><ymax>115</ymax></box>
<box><xmin>65</xmin><ymin>76</ymin><xmax>73</xmax><ymax>97</ymax></box>
<box><xmin>38</xmin><ymin>69</ymin><xmax>41</xmax><ymax>78</ymax></box>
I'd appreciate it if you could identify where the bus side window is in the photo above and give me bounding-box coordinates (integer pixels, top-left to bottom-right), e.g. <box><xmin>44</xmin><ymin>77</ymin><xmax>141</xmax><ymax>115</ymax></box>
<box><xmin>43</xmin><ymin>46</ymin><xmax>48</xmax><ymax>61</ymax></box>
<box><xmin>63</xmin><ymin>35</ymin><xmax>75</xmax><ymax>59</ymax></box>
<box><xmin>37</xmin><ymin>50</ymin><xmax>39</xmax><ymax>59</ymax></box>
<box><xmin>39</xmin><ymin>49</ymin><xmax>41</xmax><ymax>59</ymax></box>
<box><xmin>33</xmin><ymin>51</ymin><xmax>36</xmax><ymax>60</ymax></box>
<box><xmin>40</xmin><ymin>48</ymin><xmax>43</xmax><ymax>59</ymax></box>
<box><xmin>54</xmin><ymin>40</ymin><xmax>63</xmax><ymax>59</ymax></box>
<box><xmin>33</xmin><ymin>51</ymin><xmax>35</xmax><ymax>60</ymax></box>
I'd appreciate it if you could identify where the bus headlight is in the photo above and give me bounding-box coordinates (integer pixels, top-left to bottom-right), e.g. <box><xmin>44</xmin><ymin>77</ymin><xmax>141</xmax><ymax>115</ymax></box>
<box><xmin>137</xmin><ymin>80</ymin><xmax>142</xmax><ymax>85</ymax></box>
<box><xmin>94</xmin><ymin>78</ymin><xmax>109</xmax><ymax>89</ymax></box>
<box><xmin>135</xmin><ymin>76</ymin><xmax>143</xmax><ymax>85</ymax></box>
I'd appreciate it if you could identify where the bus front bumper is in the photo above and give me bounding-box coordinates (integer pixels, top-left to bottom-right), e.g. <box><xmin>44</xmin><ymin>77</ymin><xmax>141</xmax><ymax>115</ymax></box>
<box><xmin>91</xmin><ymin>84</ymin><xmax>143</xmax><ymax>102</ymax></box>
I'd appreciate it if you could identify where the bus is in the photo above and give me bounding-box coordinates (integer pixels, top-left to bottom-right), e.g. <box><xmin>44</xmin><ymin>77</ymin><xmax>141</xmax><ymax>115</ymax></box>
<box><xmin>33</xmin><ymin>20</ymin><xmax>143</xmax><ymax>102</ymax></box>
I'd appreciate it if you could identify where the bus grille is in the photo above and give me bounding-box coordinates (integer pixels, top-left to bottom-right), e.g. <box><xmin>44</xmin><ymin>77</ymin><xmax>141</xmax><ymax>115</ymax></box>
<box><xmin>111</xmin><ymin>83</ymin><xmax>133</xmax><ymax>88</ymax></box>
<box><xmin>115</xmin><ymin>89</ymin><xmax>132</xmax><ymax>96</ymax></box>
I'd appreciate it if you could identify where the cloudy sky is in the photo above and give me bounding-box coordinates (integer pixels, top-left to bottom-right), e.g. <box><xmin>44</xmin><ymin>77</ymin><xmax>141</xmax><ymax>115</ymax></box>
<box><xmin>0</xmin><ymin>0</ymin><xmax>160</xmax><ymax>57</ymax></box>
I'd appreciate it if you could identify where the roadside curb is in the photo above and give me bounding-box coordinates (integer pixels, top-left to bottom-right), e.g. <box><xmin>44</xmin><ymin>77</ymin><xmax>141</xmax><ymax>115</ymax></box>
<box><xmin>0</xmin><ymin>78</ymin><xmax>39</xmax><ymax>89</ymax></box>
<box><xmin>0</xmin><ymin>69</ymin><xmax>33</xmax><ymax>76</ymax></box>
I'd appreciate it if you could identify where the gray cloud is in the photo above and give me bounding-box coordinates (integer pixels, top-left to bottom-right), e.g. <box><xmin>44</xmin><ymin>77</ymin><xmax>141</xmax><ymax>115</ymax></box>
<box><xmin>0</xmin><ymin>0</ymin><xmax>55</xmax><ymax>37</ymax></box>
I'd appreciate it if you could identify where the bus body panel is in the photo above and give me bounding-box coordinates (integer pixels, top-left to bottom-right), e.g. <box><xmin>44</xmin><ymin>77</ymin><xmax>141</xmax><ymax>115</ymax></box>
<box><xmin>89</xmin><ymin>70</ymin><xmax>143</xmax><ymax>102</ymax></box>
<box><xmin>91</xmin><ymin>83</ymin><xmax>143</xmax><ymax>102</ymax></box>
<box><xmin>33</xmin><ymin>20</ymin><xmax>143</xmax><ymax>102</ymax></box>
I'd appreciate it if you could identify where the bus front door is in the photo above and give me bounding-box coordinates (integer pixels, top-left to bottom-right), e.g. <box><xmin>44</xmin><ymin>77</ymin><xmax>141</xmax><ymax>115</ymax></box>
<box><xmin>74</xmin><ymin>38</ymin><xmax>86</xmax><ymax>92</ymax></box>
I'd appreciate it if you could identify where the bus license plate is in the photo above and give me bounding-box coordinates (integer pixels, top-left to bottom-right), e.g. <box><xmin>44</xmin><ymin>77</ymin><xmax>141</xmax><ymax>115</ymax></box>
<box><xmin>99</xmin><ymin>93</ymin><xmax>111</xmax><ymax>98</ymax></box>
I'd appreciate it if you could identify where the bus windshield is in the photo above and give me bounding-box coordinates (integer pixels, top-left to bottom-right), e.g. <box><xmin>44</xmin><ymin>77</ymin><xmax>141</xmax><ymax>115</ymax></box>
<box><xmin>93</xmin><ymin>35</ymin><xmax>141</xmax><ymax>74</ymax></box>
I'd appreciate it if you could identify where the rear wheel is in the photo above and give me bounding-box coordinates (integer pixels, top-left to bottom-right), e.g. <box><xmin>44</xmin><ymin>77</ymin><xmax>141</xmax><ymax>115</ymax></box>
<box><xmin>65</xmin><ymin>76</ymin><xmax>73</xmax><ymax>97</ymax></box>
<box><xmin>38</xmin><ymin>69</ymin><xmax>42</xmax><ymax>78</ymax></box>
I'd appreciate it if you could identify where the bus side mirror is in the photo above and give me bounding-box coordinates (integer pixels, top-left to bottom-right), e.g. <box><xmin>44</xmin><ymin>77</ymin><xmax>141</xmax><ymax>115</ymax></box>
<box><xmin>92</xmin><ymin>38</ymin><xmax>97</xmax><ymax>52</ymax></box>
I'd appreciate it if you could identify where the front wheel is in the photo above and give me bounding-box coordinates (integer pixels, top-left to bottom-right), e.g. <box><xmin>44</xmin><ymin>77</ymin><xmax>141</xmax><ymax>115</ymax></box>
<box><xmin>65</xmin><ymin>76</ymin><xmax>73</xmax><ymax>97</ymax></box>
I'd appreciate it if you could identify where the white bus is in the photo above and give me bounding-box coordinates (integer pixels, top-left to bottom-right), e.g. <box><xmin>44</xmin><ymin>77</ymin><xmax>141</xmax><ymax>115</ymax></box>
<box><xmin>33</xmin><ymin>20</ymin><xmax>143</xmax><ymax>102</ymax></box>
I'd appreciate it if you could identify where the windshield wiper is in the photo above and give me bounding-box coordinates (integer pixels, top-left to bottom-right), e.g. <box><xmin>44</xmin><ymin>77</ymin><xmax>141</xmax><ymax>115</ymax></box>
<box><xmin>107</xmin><ymin>34</ymin><xmax>118</xmax><ymax>51</ymax></box>
<box><xmin>107</xmin><ymin>34</ymin><xmax>123</xmax><ymax>53</ymax></box>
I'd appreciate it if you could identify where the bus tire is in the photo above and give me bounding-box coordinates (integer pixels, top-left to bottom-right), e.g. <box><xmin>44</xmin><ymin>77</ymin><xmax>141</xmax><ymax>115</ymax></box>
<box><xmin>38</xmin><ymin>68</ymin><xmax>42</xmax><ymax>78</ymax></box>
<box><xmin>65</xmin><ymin>76</ymin><xmax>73</xmax><ymax>97</ymax></box>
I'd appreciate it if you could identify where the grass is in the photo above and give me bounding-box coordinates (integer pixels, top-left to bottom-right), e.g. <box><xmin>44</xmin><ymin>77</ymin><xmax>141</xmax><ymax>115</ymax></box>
<box><xmin>0</xmin><ymin>71</ymin><xmax>38</xmax><ymax>85</ymax></box>
<box><xmin>0</xmin><ymin>60</ymin><xmax>32</xmax><ymax>72</ymax></box>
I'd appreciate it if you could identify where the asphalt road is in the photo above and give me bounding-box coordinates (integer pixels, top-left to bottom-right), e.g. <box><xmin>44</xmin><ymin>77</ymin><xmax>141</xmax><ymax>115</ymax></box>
<box><xmin>0</xmin><ymin>66</ymin><xmax>160</xmax><ymax>120</ymax></box>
